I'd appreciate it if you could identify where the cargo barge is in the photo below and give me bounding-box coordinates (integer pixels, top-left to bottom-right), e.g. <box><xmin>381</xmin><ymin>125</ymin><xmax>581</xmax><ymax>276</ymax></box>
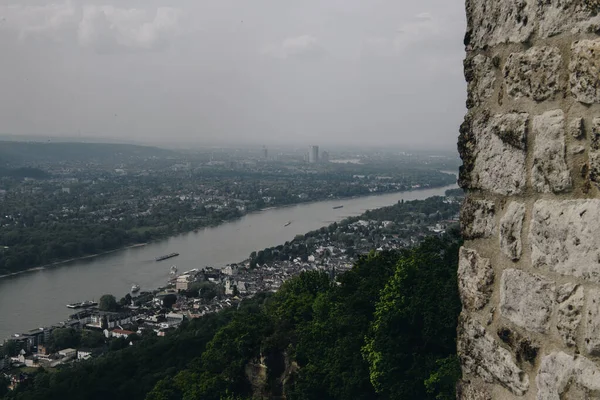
<box><xmin>156</xmin><ymin>252</ymin><xmax>179</xmax><ymax>262</ymax></box>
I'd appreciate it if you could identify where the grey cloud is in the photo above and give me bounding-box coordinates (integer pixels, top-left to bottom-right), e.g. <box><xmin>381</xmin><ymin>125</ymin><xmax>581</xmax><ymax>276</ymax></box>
<box><xmin>78</xmin><ymin>6</ymin><xmax>181</xmax><ymax>53</ymax></box>
<box><xmin>262</xmin><ymin>35</ymin><xmax>325</xmax><ymax>60</ymax></box>
<box><xmin>0</xmin><ymin>0</ymin><xmax>467</xmax><ymax>150</ymax></box>
<box><xmin>0</xmin><ymin>2</ymin><xmax>181</xmax><ymax>52</ymax></box>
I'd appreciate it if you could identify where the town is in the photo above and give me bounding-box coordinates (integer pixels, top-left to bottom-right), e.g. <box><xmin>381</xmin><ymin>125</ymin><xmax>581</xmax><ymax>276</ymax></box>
<box><xmin>0</xmin><ymin>141</ymin><xmax>458</xmax><ymax>277</ymax></box>
<box><xmin>0</xmin><ymin>192</ymin><xmax>461</xmax><ymax>389</ymax></box>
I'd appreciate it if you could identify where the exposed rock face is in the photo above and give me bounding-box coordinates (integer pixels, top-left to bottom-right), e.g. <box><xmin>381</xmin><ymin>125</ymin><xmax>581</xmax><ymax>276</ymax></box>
<box><xmin>570</xmin><ymin>40</ymin><xmax>600</xmax><ymax>104</ymax></box>
<box><xmin>531</xmin><ymin>110</ymin><xmax>572</xmax><ymax>193</ymax></box>
<box><xmin>536</xmin><ymin>352</ymin><xmax>600</xmax><ymax>400</ymax></box>
<box><xmin>461</xmin><ymin>198</ymin><xmax>497</xmax><ymax>239</ymax></box>
<box><xmin>556</xmin><ymin>283</ymin><xmax>584</xmax><ymax>347</ymax></box>
<box><xmin>530</xmin><ymin>200</ymin><xmax>600</xmax><ymax>282</ymax></box>
<box><xmin>499</xmin><ymin>202</ymin><xmax>525</xmax><ymax>261</ymax></box>
<box><xmin>458</xmin><ymin>315</ymin><xmax>529</xmax><ymax>395</ymax></box>
<box><xmin>458</xmin><ymin>247</ymin><xmax>495</xmax><ymax>311</ymax></box>
<box><xmin>503</xmin><ymin>46</ymin><xmax>562</xmax><ymax>101</ymax></box>
<box><xmin>500</xmin><ymin>269</ymin><xmax>555</xmax><ymax>333</ymax></box>
<box><xmin>469</xmin><ymin>113</ymin><xmax>528</xmax><ymax>195</ymax></box>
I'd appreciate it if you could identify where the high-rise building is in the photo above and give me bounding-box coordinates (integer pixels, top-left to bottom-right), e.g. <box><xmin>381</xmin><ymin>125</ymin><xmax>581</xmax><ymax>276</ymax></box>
<box><xmin>308</xmin><ymin>145</ymin><xmax>319</xmax><ymax>163</ymax></box>
<box><xmin>262</xmin><ymin>146</ymin><xmax>268</xmax><ymax>160</ymax></box>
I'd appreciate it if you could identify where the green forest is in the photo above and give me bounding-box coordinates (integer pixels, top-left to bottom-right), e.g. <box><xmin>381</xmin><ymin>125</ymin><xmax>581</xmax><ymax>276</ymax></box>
<box><xmin>3</xmin><ymin>233</ymin><xmax>462</xmax><ymax>400</ymax></box>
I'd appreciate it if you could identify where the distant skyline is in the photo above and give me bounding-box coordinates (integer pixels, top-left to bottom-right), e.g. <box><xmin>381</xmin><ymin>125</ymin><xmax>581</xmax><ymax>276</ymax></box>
<box><xmin>0</xmin><ymin>0</ymin><xmax>467</xmax><ymax>150</ymax></box>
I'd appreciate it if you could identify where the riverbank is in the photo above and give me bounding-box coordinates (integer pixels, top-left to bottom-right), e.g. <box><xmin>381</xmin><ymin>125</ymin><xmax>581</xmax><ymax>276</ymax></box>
<box><xmin>0</xmin><ymin>180</ymin><xmax>457</xmax><ymax>280</ymax></box>
<box><xmin>0</xmin><ymin>183</ymin><xmax>458</xmax><ymax>340</ymax></box>
<box><xmin>0</xmin><ymin>243</ymin><xmax>148</xmax><ymax>280</ymax></box>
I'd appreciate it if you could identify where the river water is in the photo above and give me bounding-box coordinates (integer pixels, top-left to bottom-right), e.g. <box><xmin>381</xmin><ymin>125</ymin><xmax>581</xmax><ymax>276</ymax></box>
<box><xmin>0</xmin><ymin>183</ymin><xmax>457</xmax><ymax>339</ymax></box>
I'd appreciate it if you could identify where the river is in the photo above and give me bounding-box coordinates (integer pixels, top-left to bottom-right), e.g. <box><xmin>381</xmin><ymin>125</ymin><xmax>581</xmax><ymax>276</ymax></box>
<box><xmin>0</xmin><ymin>183</ymin><xmax>457</xmax><ymax>339</ymax></box>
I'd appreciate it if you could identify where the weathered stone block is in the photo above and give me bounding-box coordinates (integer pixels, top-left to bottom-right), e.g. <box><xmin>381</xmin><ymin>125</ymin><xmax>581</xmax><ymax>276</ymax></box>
<box><xmin>465</xmin><ymin>0</ymin><xmax>533</xmax><ymax>49</ymax></box>
<box><xmin>460</xmin><ymin>198</ymin><xmax>496</xmax><ymax>239</ymax></box>
<box><xmin>499</xmin><ymin>202</ymin><xmax>525</xmax><ymax>261</ymax></box>
<box><xmin>530</xmin><ymin>200</ymin><xmax>600</xmax><ymax>282</ymax></box>
<box><xmin>570</xmin><ymin>40</ymin><xmax>600</xmax><ymax>104</ymax></box>
<box><xmin>589</xmin><ymin>151</ymin><xmax>600</xmax><ymax>185</ymax></box>
<box><xmin>465</xmin><ymin>55</ymin><xmax>496</xmax><ymax>108</ymax></box>
<box><xmin>536</xmin><ymin>0</ymin><xmax>600</xmax><ymax>38</ymax></box>
<box><xmin>500</xmin><ymin>269</ymin><xmax>555</xmax><ymax>333</ymax></box>
<box><xmin>458</xmin><ymin>315</ymin><xmax>529</xmax><ymax>395</ymax></box>
<box><xmin>556</xmin><ymin>283</ymin><xmax>584</xmax><ymax>347</ymax></box>
<box><xmin>569</xmin><ymin>117</ymin><xmax>584</xmax><ymax>139</ymax></box>
<box><xmin>536</xmin><ymin>352</ymin><xmax>600</xmax><ymax>400</ymax></box>
<box><xmin>584</xmin><ymin>288</ymin><xmax>600</xmax><ymax>356</ymax></box>
<box><xmin>503</xmin><ymin>46</ymin><xmax>562</xmax><ymax>101</ymax></box>
<box><xmin>458</xmin><ymin>247</ymin><xmax>495</xmax><ymax>311</ymax></box>
<box><xmin>591</xmin><ymin>117</ymin><xmax>600</xmax><ymax>150</ymax></box>
<box><xmin>531</xmin><ymin>110</ymin><xmax>572</xmax><ymax>193</ymax></box>
<box><xmin>469</xmin><ymin>113</ymin><xmax>528</xmax><ymax>195</ymax></box>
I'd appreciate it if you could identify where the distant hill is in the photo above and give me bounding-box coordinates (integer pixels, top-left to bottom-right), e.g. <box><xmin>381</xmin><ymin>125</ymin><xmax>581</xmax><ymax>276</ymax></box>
<box><xmin>0</xmin><ymin>141</ymin><xmax>178</xmax><ymax>166</ymax></box>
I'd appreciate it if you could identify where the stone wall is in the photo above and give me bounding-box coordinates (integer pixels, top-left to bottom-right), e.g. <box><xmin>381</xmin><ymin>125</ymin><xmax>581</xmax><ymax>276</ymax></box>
<box><xmin>458</xmin><ymin>1</ymin><xmax>600</xmax><ymax>399</ymax></box>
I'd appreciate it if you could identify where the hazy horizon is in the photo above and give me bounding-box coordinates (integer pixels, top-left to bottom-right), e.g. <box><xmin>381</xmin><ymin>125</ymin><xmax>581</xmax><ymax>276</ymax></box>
<box><xmin>0</xmin><ymin>0</ymin><xmax>467</xmax><ymax>150</ymax></box>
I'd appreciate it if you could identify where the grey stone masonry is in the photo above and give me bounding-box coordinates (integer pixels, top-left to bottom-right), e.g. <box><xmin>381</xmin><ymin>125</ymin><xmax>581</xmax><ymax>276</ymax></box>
<box><xmin>459</xmin><ymin>1</ymin><xmax>600</xmax><ymax>398</ymax></box>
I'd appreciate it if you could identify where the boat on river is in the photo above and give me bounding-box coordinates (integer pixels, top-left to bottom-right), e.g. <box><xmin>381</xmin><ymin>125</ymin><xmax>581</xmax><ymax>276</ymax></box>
<box><xmin>333</xmin><ymin>205</ymin><xmax>344</xmax><ymax>209</ymax></box>
<box><xmin>131</xmin><ymin>284</ymin><xmax>140</xmax><ymax>293</ymax></box>
<box><xmin>284</xmin><ymin>221</ymin><xmax>292</xmax><ymax>227</ymax></box>
<box><xmin>170</xmin><ymin>265</ymin><xmax>178</xmax><ymax>276</ymax></box>
<box><xmin>66</xmin><ymin>300</ymin><xmax>97</xmax><ymax>309</ymax></box>
<box><xmin>155</xmin><ymin>252</ymin><xmax>179</xmax><ymax>262</ymax></box>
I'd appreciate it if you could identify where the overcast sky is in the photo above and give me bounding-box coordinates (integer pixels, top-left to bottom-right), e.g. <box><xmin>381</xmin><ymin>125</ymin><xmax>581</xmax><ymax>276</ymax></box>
<box><xmin>0</xmin><ymin>0</ymin><xmax>466</xmax><ymax>150</ymax></box>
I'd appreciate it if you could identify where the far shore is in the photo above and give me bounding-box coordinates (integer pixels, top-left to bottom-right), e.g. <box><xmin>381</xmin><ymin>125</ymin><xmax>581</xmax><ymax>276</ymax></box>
<box><xmin>0</xmin><ymin>178</ymin><xmax>458</xmax><ymax>280</ymax></box>
<box><xmin>0</xmin><ymin>243</ymin><xmax>148</xmax><ymax>280</ymax></box>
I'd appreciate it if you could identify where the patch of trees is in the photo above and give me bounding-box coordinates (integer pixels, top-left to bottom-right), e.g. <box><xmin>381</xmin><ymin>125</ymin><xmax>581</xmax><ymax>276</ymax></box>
<box><xmin>5</xmin><ymin>233</ymin><xmax>462</xmax><ymax>400</ymax></box>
